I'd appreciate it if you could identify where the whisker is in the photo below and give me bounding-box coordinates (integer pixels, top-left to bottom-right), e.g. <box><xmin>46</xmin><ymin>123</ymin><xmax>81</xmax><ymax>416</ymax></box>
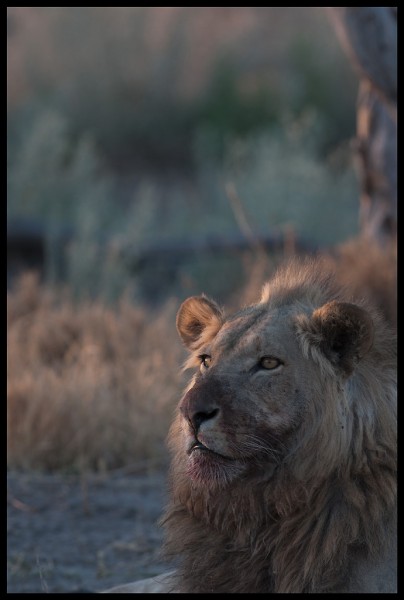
<box><xmin>226</xmin><ymin>432</ymin><xmax>284</xmax><ymax>464</ymax></box>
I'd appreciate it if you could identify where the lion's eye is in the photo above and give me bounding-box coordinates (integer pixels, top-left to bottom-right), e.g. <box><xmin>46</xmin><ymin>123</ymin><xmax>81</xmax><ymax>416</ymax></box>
<box><xmin>259</xmin><ymin>356</ymin><xmax>282</xmax><ymax>370</ymax></box>
<box><xmin>199</xmin><ymin>354</ymin><xmax>212</xmax><ymax>369</ymax></box>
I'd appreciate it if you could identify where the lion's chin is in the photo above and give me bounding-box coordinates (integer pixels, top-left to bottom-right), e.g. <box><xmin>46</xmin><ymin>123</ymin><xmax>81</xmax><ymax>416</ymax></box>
<box><xmin>186</xmin><ymin>448</ymin><xmax>245</xmax><ymax>488</ymax></box>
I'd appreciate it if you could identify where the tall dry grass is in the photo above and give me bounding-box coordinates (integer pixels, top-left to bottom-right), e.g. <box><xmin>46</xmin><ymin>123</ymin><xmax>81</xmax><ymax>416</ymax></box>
<box><xmin>7</xmin><ymin>272</ymin><xmax>186</xmax><ymax>473</ymax></box>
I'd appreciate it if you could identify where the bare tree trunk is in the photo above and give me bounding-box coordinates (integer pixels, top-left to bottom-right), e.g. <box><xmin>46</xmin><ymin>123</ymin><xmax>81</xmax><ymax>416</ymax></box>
<box><xmin>328</xmin><ymin>7</ymin><xmax>397</xmax><ymax>247</ymax></box>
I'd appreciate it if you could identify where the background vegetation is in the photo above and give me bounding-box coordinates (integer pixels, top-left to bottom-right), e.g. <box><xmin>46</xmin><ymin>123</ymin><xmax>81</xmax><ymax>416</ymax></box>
<box><xmin>7</xmin><ymin>7</ymin><xmax>360</xmax><ymax>472</ymax></box>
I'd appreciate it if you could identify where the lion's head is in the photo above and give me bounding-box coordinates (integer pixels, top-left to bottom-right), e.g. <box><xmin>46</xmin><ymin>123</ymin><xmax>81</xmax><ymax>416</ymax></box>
<box><xmin>162</xmin><ymin>257</ymin><xmax>396</xmax><ymax>593</ymax></box>
<box><xmin>171</xmin><ymin>259</ymin><xmax>379</xmax><ymax>489</ymax></box>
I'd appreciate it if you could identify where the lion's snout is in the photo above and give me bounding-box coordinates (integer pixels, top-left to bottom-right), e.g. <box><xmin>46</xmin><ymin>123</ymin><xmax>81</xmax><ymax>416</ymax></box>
<box><xmin>180</xmin><ymin>382</ymin><xmax>221</xmax><ymax>435</ymax></box>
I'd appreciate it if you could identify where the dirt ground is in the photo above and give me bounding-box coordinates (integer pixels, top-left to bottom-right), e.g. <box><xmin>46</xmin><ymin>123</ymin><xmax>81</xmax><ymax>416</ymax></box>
<box><xmin>7</xmin><ymin>468</ymin><xmax>173</xmax><ymax>593</ymax></box>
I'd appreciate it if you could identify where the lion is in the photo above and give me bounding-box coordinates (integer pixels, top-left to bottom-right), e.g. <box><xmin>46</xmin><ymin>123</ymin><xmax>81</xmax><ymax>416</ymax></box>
<box><xmin>103</xmin><ymin>248</ymin><xmax>396</xmax><ymax>594</ymax></box>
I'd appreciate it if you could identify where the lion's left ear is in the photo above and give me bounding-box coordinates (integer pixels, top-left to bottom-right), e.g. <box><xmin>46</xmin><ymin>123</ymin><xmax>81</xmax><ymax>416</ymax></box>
<box><xmin>297</xmin><ymin>300</ymin><xmax>374</xmax><ymax>376</ymax></box>
<box><xmin>176</xmin><ymin>295</ymin><xmax>224</xmax><ymax>350</ymax></box>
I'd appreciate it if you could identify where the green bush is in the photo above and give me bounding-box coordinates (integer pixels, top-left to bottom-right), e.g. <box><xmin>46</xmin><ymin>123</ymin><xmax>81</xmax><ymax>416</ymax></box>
<box><xmin>8</xmin><ymin>106</ymin><xmax>359</xmax><ymax>304</ymax></box>
<box><xmin>223</xmin><ymin>118</ymin><xmax>359</xmax><ymax>246</ymax></box>
<box><xmin>7</xmin><ymin>6</ymin><xmax>359</xmax><ymax>305</ymax></box>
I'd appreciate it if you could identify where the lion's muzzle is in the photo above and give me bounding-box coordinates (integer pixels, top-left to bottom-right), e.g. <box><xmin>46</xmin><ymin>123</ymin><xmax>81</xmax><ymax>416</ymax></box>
<box><xmin>179</xmin><ymin>380</ymin><xmax>222</xmax><ymax>434</ymax></box>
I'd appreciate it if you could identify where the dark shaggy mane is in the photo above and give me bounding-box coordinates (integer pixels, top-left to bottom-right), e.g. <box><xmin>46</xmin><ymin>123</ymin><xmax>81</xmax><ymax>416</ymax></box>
<box><xmin>162</xmin><ymin>249</ymin><xmax>396</xmax><ymax>593</ymax></box>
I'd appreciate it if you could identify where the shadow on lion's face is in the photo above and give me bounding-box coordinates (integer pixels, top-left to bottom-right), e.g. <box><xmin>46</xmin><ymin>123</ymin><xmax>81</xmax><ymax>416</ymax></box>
<box><xmin>173</xmin><ymin>290</ymin><xmax>374</xmax><ymax>490</ymax></box>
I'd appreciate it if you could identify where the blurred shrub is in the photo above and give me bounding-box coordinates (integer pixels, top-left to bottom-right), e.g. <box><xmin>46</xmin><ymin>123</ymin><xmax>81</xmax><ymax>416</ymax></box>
<box><xmin>8</xmin><ymin>109</ymin><xmax>155</xmax><ymax>303</ymax></box>
<box><xmin>190</xmin><ymin>62</ymin><xmax>280</xmax><ymax>161</ymax></box>
<box><xmin>223</xmin><ymin>115</ymin><xmax>359</xmax><ymax>246</ymax></box>
<box><xmin>8</xmin><ymin>107</ymin><xmax>359</xmax><ymax>304</ymax></box>
<box><xmin>7</xmin><ymin>8</ymin><xmax>359</xmax><ymax>304</ymax></box>
<box><xmin>286</xmin><ymin>35</ymin><xmax>356</xmax><ymax>152</ymax></box>
<box><xmin>8</xmin><ymin>110</ymin><xmax>109</xmax><ymax>222</ymax></box>
<box><xmin>7</xmin><ymin>7</ymin><xmax>356</xmax><ymax>165</ymax></box>
<box><xmin>7</xmin><ymin>272</ymin><xmax>184</xmax><ymax>472</ymax></box>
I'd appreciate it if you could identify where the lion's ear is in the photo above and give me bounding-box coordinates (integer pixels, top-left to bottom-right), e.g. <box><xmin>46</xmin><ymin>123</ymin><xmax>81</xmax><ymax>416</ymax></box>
<box><xmin>299</xmin><ymin>300</ymin><xmax>374</xmax><ymax>376</ymax></box>
<box><xmin>176</xmin><ymin>295</ymin><xmax>224</xmax><ymax>350</ymax></box>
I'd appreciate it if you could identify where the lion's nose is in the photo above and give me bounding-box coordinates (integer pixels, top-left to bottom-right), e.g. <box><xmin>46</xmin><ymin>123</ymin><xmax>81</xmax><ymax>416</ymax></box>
<box><xmin>179</xmin><ymin>386</ymin><xmax>220</xmax><ymax>433</ymax></box>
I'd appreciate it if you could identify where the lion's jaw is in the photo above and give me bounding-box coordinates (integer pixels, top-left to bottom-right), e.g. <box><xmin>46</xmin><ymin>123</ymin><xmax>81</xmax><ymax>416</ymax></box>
<box><xmin>185</xmin><ymin>443</ymin><xmax>247</xmax><ymax>489</ymax></box>
<box><xmin>179</xmin><ymin>383</ymin><xmax>280</xmax><ymax>489</ymax></box>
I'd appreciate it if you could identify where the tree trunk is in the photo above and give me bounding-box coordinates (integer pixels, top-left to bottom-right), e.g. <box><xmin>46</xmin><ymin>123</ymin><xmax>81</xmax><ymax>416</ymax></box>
<box><xmin>328</xmin><ymin>7</ymin><xmax>397</xmax><ymax>247</ymax></box>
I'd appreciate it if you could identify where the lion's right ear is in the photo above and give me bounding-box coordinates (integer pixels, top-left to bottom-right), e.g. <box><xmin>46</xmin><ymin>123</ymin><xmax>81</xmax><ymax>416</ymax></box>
<box><xmin>176</xmin><ymin>295</ymin><xmax>224</xmax><ymax>350</ymax></box>
<box><xmin>296</xmin><ymin>300</ymin><xmax>374</xmax><ymax>377</ymax></box>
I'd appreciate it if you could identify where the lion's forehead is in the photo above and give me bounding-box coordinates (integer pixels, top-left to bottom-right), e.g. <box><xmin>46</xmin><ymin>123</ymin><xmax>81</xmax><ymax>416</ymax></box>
<box><xmin>213</xmin><ymin>304</ymin><xmax>300</xmax><ymax>359</ymax></box>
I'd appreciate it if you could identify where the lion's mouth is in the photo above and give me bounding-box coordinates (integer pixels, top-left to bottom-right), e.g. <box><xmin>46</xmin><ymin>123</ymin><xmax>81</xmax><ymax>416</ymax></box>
<box><xmin>187</xmin><ymin>439</ymin><xmax>229</xmax><ymax>460</ymax></box>
<box><xmin>187</xmin><ymin>440</ymin><xmax>206</xmax><ymax>455</ymax></box>
<box><xmin>185</xmin><ymin>438</ymin><xmax>247</xmax><ymax>487</ymax></box>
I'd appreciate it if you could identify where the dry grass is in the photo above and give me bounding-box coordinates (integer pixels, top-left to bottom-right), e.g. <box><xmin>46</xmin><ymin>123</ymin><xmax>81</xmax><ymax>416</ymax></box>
<box><xmin>331</xmin><ymin>237</ymin><xmax>397</xmax><ymax>327</ymax></box>
<box><xmin>7</xmin><ymin>272</ymin><xmax>186</xmax><ymax>473</ymax></box>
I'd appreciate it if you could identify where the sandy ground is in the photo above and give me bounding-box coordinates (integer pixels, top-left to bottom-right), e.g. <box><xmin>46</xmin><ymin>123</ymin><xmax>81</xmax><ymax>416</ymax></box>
<box><xmin>7</xmin><ymin>468</ymin><xmax>173</xmax><ymax>593</ymax></box>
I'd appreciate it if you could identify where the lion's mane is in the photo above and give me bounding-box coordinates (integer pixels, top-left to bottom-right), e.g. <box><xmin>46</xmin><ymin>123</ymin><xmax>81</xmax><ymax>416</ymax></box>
<box><xmin>161</xmin><ymin>251</ymin><xmax>396</xmax><ymax>593</ymax></box>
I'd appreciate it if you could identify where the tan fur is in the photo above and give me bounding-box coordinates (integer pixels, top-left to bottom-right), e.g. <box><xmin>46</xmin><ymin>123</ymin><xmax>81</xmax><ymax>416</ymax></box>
<box><xmin>160</xmin><ymin>252</ymin><xmax>396</xmax><ymax>593</ymax></box>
